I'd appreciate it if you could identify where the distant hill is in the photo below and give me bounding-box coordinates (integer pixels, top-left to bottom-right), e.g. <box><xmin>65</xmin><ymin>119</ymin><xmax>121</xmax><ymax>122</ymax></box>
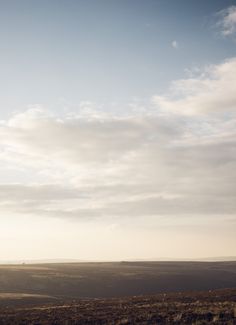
<box><xmin>1</xmin><ymin>256</ymin><xmax>236</xmax><ymax>264</ymax></box>
<box><xmin>196</xmin><ymin>256</ymin><xmax>236</xmax><ymax>262</ymax></box>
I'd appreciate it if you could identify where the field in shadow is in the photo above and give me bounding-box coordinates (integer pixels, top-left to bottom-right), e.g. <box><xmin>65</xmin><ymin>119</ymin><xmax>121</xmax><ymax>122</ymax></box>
<box><xmin>0</xmin><ymin>288</ymin><xmax>235</xmax><ymax>324</ymax></box>
<box><xmin>0</xmin><ymin>261</ymin><xmax>235</xmax><ymax>301</ymax></box>
<box><xmin>0</xmin><ymin>262</ymin><xmax>235</xmax><ymax>323</ymax></box>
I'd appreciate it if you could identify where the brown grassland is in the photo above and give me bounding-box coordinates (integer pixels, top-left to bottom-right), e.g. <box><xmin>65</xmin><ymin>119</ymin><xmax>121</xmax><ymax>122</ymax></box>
<box><xmin>0</xmin><ymin>262</ymin><xmax>235</xmax><ymax>324</ymax></box>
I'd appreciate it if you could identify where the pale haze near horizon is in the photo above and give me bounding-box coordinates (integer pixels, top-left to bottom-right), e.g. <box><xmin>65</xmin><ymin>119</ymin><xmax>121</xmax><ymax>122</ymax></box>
<box><xmin>0</xmin><ymin>0</ymin><xmax>236</xmax><ymax>261</ymax></box>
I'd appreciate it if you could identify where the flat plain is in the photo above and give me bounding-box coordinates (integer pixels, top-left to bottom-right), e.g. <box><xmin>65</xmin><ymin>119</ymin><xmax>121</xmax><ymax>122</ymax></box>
<box><xmin>0</xmin><ymin>262</ymin><xmax>235</xmax><ymax>324</ymax></box>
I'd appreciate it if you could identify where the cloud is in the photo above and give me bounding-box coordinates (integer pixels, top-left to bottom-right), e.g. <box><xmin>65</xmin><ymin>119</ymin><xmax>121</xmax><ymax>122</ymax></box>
<box><xmin>0</xmin><ymin>109</ymin><xmax>181</xmax><ymax>167</ymax></box>
<box><xmin>217</xmin><ymin>5</ymin><xmax>236</xmax><ymax>36</ymax></box>
<box><xmin>171</xmin><ymin>40</ymin><xmax>178</xmax><ymax>49</ymax></box>
<box><xmin>153</xmin><ymin>57</ymin><xmax>236</xmax><ymax>115</ymax></box>
<box><xmin>0</xmin><ymin>101</ymin><xmax>235</xmax><ymax>222</ymax></box>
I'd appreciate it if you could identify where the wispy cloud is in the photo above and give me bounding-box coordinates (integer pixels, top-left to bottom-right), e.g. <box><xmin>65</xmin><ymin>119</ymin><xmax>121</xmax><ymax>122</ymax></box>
<box><xmin>171</xmin><ymin>40</ymin><xmax>178</xmax><ymax>49</ymax></box>
<box><xmin>217</xmin><ymin>5</ymin><xmax>236</xmax><ymax>36</ymax></box>
<box><xmin>153</xmin><ymin>57</ymin><xmax>236</xmax><ymax>115</ymax></box>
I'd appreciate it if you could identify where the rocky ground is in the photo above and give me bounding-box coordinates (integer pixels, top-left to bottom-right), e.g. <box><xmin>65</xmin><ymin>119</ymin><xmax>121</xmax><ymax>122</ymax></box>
<box><xmin>0</xmin><ymin>288</ymin><xmax>235</xmax><ymax>324</ymax></box>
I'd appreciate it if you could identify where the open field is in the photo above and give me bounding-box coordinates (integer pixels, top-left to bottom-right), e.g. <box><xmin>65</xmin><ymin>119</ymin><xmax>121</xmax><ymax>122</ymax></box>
<box><xmin>0</xmin><ymin>261</ymin><xmax>236</xmax><ymax>300</ymax></box>
<box><xmin>0</xmin><ymin>288</ymin><xmax>235</xmax><ymax>324</ymax></box>
<box><xmin>0</xmin><ymin>262</ymin><xmax>235</xmax><ymax>323</ymax></box>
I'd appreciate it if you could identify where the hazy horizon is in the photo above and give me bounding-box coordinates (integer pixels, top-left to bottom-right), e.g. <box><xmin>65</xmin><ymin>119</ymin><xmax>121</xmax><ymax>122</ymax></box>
<box><xmin>1</xmin><ymin>256</ymin><xmax>236</xmax><ymax>265</ymax></box>
<box><xmin>0</xmin><ymin>0</ymin><xmax>236</xmax><ymax>261</ymax></box>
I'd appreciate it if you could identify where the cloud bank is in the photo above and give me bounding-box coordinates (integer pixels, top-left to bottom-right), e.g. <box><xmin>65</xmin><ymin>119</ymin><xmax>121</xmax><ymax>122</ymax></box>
<box><xmin>0</xmin><ymin>58</ymin><xmax>236</xmax><ymax>226</ymax></box>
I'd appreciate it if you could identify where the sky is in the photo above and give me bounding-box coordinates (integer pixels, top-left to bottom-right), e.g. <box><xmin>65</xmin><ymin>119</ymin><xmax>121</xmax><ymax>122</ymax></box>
<box><xmin>0</xmin><ymin>0</ymin><xmax>236</xmax><ymax>261</ymax></box>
